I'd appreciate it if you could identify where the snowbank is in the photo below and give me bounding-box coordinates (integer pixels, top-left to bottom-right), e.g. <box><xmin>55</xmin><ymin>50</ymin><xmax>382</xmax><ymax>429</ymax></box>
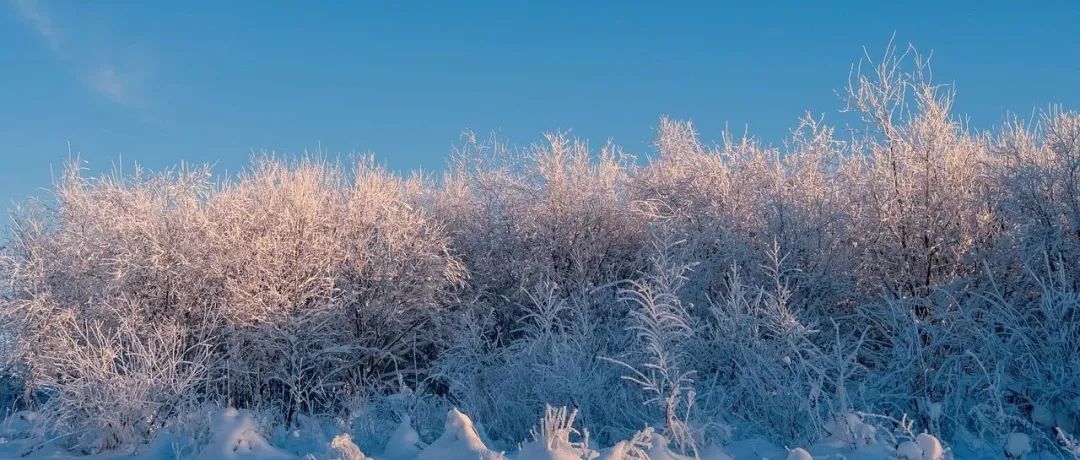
<box><xmin>192</xmin><ymin>408</ymin><xmax>292</xmax><ymax>460</ymax></box>
<box><xmin>0</xmin><ymin>407</ymin><xmax>1069</xmax><ymax>460</ymax></box>
<box><xmin>381</xmin><ymin>415</ymin><xmax>424</xmax><ymax>460</ymax></box>
<box><xmin>414</xmin><ymin>408</ymin><xmax>505</xmax><ymax>460</ymax></box>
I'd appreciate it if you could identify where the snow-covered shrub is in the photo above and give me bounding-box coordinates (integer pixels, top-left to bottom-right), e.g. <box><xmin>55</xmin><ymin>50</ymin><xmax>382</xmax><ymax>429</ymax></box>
<box><xmin>967</xmin><ymin>263</ymin><xmax>1080</xmax><ymax>452</ymax></box>
<box><xmin>516</xmin><ymin>405</ymin><xmax>593</xmax><ymax>460</ymax></box>
<box><xmin>841</xmin><ymin>42</ymin><xmax>995</xmax><ymax>299</ymax></box>
<box><xmin>35</xmin><ymin>300</ymin><xmax>211</xmax><ymax>452</ymax></box>
<box><xmin>691</xmin><ymin>246</ymin><xmax>865</xmax><ymax>444</ymax></box>
<box><xmin>433</xmin><ymin>280</ymin><xmax>630</xmax><ymax>445</ymax></box>
<box><xmin>634</xmin><ymin>116</ymin><xmax>857</xmax><ymax>319</ymax></box>
<box><xmin>854</xmin><ymin>257</ymin><xmax>1080</xmax><ymax>456</ymax></box>
<box><xmin>0</xmin><ymin>42</ymin><xmax>1076</xmax><ymax>458</ymax></box>
<box><xmin>343</xmin><ymin>378</ymin><xmax>446</xmax><ymax>452</ymax></box>
<box><xmin>596</xmin><ymin>427</ymin><xmax>652</xmax><ymax>460</ymax></box>
<box><xmin>605</xmin><ymin>237</ymin><xmax>700</xmax><ymax>454</ymax></box>
<box><xmin>631</xmin><ymin>118</ymin><xmax>780</xmax><ymax>309</ymax></box>
<box><xmin>199</xmin><ymin>157</ymin><xmax>464</xmax><ymax>418</ymax></box>
<box><xmin>435</xmin><ymin>132</ymin><xmax>647</xmax><ymax>322</ymax></box>
<box><xmin>192</xmin><ymin>408</ymin><xmax>292</xmax><ymax>460</ymax></box>
<box><xmin>988</xmin><ymin>108</ymin><xmax>1080</xmax><ymax>277</ymax></box>
<box><xmin>0</xmin><ymin>156</ymin><xmax>465</xmax><ymax>450</ymax></box>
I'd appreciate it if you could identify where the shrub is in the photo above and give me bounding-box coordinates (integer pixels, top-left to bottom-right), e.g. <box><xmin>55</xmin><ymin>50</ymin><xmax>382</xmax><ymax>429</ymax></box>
<box><xmin>0</xmin><ymin>43</ymin><xmax>1078</xmax><ymax>456</ymax></box>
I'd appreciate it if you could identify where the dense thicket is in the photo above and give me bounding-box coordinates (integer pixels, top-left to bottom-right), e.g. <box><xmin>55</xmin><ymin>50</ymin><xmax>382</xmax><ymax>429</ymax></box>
<box><xmin>2</xmin><ymin>45</ymin><xmax>1078</xmax><ymax>455</ymax></box>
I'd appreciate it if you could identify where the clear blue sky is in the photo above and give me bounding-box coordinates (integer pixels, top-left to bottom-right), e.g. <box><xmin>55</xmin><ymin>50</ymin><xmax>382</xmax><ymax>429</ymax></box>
<box><xmin>1</xmin><ymin>1</ymin><xmax>1077</xmax><ymax>213</ymax></box>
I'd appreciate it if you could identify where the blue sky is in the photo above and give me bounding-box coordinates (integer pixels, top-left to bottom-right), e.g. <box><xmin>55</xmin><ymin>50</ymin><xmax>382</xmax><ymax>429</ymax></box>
<box><xmin>1</xmin><ymin>1</ymin><xmax>1077</xmax><ymax>213</ymax></box>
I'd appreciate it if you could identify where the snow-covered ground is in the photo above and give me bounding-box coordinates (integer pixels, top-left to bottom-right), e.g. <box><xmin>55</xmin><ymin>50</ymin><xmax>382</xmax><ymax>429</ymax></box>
<box><xmin>0</xmin><ymin>407</ymin><xmax>1061</xmax><ymax>460</ymax></box>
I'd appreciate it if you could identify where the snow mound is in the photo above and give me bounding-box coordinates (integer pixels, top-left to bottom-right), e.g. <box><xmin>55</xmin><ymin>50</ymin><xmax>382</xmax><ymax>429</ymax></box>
<box><xmin>1004</xmin><ymin>432</ymin><xmax>1031</xmax><ymax>459</ymax></box>
<box><xmin>415</xmin><ymin>408</ymin><xmax>505</xmax><ymax>460</ymax></box>
<box><xmin>822</xmin><ymin>413</ymin><xmax>876</xmax><ymax>448</ymax></box>
<box><xmin>896</xmin><ymin>440</ymin><xmax>922</xmax><ymax>460</ymax></box>
<box><xmin>193</xmin><ymin>408</ymin><xmax>293</xmax><ymax>460</ymax></box>
<box><xmin>594</xmin><ymin>440</ymin><xmax>641</xmax><ymax>460</ymax></box>
<box><xmin>915</xmin><ymin>433</ymin><xmax>943</xmax><ymax>460</ymax></box>
<box><xmin>329</xmin><ymin>433</ymin><xmax>368</xmax><ymax>460</ymax></box>
<box><xmin>785</xmin><ymin>447</ymin><xmax>813</xmax><ymax>460</ymax></box>
<box><xmin>697</xmin><ymin>443</ymin><xmax>734</xmax><ymax>460</ymax></box>
<box><xmin>517</xmin><ymin>441</ymin><xmax>593</xmax><ymax>460</ymax></box>
<box><xmin>724</xmin><ymin>438</ymin><xmax>788</xmax><ymax>460</ymax></box>
<box><xmin>382</xmin><ymin>415</ymin><xmax>425</xmax><ymax>460</ymax></box>
<box><xmin>595</xmin><ymin>427</ymin><xmax>698</xmax><ymax>460</ymax></box>
<box><xmin>517</xmin><ymin>405</ymin><xmax>594</xmax><ymax>460</ymax></box>
<box><xmin>894</xmin><ymin>434</ymin><xmax>945</xmax><ymax>460</ymax></box>
<box><xmin>644</xmin><ymin>433</ymin><xmax>693</xmax><ymax>460</ymax></box>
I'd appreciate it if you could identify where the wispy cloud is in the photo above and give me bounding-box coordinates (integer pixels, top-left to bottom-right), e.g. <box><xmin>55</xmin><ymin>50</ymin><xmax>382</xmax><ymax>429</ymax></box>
<box><xmin>9</xmin><ymin>0</ymin><xmax>149</xmax><ymax>107</ymax></box>
<box><xmin>87</xmin><ymin>67</ymin><xmax>132</xmax><ymax>105</ymax></box>
<box><xmin>11</xmin><ymin>0</ymin><xmax>58</xmax><ymax>50</ymax></box>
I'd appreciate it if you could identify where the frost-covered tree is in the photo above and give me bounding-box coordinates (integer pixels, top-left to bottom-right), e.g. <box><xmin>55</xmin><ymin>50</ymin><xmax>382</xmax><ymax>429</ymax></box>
<box><xmin>842</xmin><ymin>43</ymin><xmax>995</xmax><ymax>299</ymax></box>
<box><xmin>0</xmin><ymin>42</ymin><xmax>1077</xmax><ymax>457</ymax></box>
<box><xmin>0</xmin><ymin>156</ymin><xmax>465</xmax><ymax>449</ymax></box>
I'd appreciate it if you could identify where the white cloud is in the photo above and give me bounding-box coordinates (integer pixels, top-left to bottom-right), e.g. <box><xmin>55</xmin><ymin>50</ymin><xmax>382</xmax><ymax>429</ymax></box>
<box><xmin>11</xmin><ymin>0</ymin><xmax>58</xmax><ymax>50</ymax></box>
<box><xmin>87</xmin><ymin>67</ymin><xmax>131</xmax><ymax>104</ymax></box>
<box><xmin>9</xmin><ymin>0</ymin><xmax>148</xmax><ymax>107</ymax></box>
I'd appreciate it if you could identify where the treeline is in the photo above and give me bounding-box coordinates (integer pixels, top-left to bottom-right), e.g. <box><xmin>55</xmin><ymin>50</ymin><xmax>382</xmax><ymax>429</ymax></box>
<box><xmin>2</xmin><ymin>45</ymin><xmax>1078</xmax><ymax>455</ymax></box>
